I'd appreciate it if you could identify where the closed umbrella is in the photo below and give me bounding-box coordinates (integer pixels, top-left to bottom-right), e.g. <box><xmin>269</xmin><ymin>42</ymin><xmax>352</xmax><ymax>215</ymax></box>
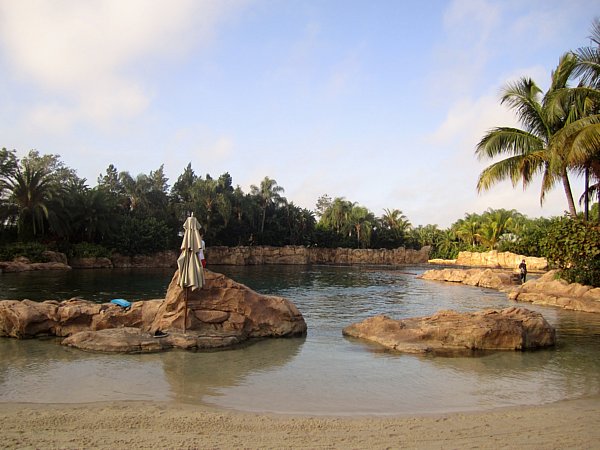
<box><xmin>177</xmin><ymin>214</ymin><xmax>204</xmax><ymax>333</ymax></box>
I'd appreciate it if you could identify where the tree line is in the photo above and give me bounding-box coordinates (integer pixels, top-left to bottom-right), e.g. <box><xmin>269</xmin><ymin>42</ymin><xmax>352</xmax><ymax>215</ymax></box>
<box><xmin>0</xmin><ymin>147</ymin><xmax>596</xmax><ymax>254</ymax></box>
<box><xmin>0</xmin><ymin>19</ymin><xmax>598</xmax><ymax>286</ymax></box>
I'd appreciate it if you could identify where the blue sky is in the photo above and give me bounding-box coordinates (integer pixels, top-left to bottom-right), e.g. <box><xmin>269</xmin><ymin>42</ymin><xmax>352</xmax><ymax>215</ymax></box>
<box><xmin>0</xmin><ymin>0</ymin><xmax>596</xmax><ymax>227</ymax></box>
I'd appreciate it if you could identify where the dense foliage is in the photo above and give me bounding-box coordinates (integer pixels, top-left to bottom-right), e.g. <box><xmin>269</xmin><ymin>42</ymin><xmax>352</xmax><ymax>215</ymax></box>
<box><xmin>541</xmin><ymin>217</ymin><xmax>600</xmax><ymax>287</ymax></box>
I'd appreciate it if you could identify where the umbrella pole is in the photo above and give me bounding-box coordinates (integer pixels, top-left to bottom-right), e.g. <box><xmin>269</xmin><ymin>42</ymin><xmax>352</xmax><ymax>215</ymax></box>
<box><xmin>183</xmin><ymin>287</ymin><xmax>188</xmax><ymax>334</ymax></box>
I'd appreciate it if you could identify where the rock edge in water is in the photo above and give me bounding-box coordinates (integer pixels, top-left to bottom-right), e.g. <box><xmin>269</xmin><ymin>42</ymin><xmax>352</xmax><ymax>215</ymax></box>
<box><xmin>342</xmin><ymin>307</ymin><xmax>556</xmax><ymax>354</ymax></box>
<box><xmin>420</xmin><ymin>268</ymin><xmax>600</xmax><ymax>314</ymax></box>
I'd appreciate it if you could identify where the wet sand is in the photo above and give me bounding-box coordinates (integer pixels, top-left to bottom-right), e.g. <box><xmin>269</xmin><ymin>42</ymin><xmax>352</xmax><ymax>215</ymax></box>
<box><xmin>1</xmin><ymin>396</ymin><xmax>599</xmax><ymax>449</ymax></box>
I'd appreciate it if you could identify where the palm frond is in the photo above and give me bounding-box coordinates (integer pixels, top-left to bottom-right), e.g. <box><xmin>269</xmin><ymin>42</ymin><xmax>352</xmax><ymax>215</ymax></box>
<box><xmin>476</xmin><ymin>152</ymin><xmax>545</xmax><ymax>192</ymax></box>
<box><xmin>475</xmin><ymin>127</ymin><xmax>544</xmax><ymax>160</ymax></box>
<box><xmin>500</xmin><ymin>78</ymin><xmax>547</xmax><ymax>135</ymax></box>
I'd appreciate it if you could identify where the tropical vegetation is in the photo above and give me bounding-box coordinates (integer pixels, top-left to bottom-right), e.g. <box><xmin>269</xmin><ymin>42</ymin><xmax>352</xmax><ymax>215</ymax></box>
<box><xmin>0</xmin><ymin>19</ymin><xmax>598</xmax><ymax>286</ymax></box>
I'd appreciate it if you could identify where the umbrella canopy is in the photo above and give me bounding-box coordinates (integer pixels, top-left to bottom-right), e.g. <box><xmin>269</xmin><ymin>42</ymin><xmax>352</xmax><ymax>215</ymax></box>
<box><xmin>177</xmin><ymin>215</ymin><xmax>204</xmax><ymax>290</ymax></box>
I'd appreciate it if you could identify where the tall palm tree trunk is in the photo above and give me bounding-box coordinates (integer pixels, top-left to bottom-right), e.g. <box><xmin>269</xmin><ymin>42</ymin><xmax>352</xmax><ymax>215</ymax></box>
<box><xmin>584</xmin><ymin>167</ymin><xmax>590</xmax><ymax>221</ymax></box>
<box><xmin>561</xmin><ymin>170</ymin><xmax>577</xmax><ymax>217</ymax></box>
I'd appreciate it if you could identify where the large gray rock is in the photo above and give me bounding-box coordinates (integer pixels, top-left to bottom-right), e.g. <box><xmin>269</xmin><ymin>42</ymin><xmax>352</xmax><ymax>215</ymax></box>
<box><xmin>343</xmin><ymin>307</ymin><xmax>556</xmax><ymax>354</ymax></box>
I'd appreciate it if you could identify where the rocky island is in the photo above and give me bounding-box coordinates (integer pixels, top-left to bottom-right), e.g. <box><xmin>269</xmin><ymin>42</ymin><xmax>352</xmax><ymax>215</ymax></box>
<box><xmin>343</xmin><ymin>307</ymin><xmax>556</xmax><ymax>354</ymax></box>
<box><xmin>0</xmin><ymin>269</ymin><xmax>307</xmax><ymax>352</ymax></box>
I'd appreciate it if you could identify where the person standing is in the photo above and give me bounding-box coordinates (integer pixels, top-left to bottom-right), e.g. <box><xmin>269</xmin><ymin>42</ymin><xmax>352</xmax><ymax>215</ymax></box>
<box><xmin>518</xmin><ymin>259</ymin><xmax>527</xmax><ymax>283</ymax></box>
<box><xmin>198</xmin><ymin>229</ymin><xmax>206</xmax><ymax>268</ymax></box>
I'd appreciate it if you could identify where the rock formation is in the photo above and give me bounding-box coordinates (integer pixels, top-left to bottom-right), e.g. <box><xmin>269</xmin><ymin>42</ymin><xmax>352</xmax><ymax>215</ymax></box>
<box><xmin>1</xmin><ymin>245</ymin><xmax>431</xmax><ymax>272</ymax></box>
<box><xmin>508</xmin><ymin>270</ymin><xmax>600</xmax><ymax>313</ymax></box>
<box><xmin>420</xmin><ymin>267</ymin><xmax>600</xmax><ymax>314</ymax></box>
<box><xmin>0</xmin><ymin>269</ymin><xmax>307</xmax><ymax>353</ymax></box>
<box><xmin>419</xmin><ymin>267</ymin><xmax>518</xmax><ymax>290</ymax></box>
<box><xmin>428</xmin><ymin>250</ymin><xmax>548</xmax><ymax>271</ymax></box>
<box><xmin>342</xmin><ymin>307</ymin><xmax>556</xmax><ymax>354</ymax></box>
<box><xmin>0</xmin><ymin>256</ymin><xmax>71</xmax><ymax>273</ymax></box>
<box><xmin>206</xmin><ymin>245</ymin><xmax>431</xmax><ymax>265</ymax></box>
<box><xmin>149</xmin><ymin>270</ymin><xmax>306</xmax><ymax>339</ymax></box>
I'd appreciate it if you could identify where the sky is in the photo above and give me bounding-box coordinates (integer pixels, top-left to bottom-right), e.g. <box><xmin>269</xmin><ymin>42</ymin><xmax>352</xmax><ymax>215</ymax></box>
<box><xmin>0</xmin><ymin>0</ymin><xmax>597</xmax><ymax>228</ymax></box>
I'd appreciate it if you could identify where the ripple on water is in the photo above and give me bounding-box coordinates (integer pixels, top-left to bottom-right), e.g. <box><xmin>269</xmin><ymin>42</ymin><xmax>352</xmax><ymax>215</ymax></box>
<box><xmin>0</xmin><ymin>265</ymin><xmax>599</xmax><ymax>415</ymax></box>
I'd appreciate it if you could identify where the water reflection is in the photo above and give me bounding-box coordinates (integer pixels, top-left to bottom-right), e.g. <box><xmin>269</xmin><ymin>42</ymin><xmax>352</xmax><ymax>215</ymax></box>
<box><xmin>0</xmin><ymin>268</ymin><xmax>174</xmax><ymax>302</ymax></box>
<box><xmin>0</xmin><ymin>335</ymin><xmax>304</xmax><ymax>404</ymax></box>
<box><xmin>160</xmin><ymin>338</ymin><xmax>304</xmax><ymax>403</ymax></box>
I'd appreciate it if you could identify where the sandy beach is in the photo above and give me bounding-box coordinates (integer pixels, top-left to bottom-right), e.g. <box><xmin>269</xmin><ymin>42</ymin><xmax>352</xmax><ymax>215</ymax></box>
<box><xmin>1</xmin><ymin>396</ymin><xmax>599</xmax><ymax>449</ymax></box>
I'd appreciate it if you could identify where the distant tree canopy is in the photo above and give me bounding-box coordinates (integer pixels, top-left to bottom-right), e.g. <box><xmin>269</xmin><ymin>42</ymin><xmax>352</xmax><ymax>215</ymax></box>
<box><xmin>2</xmin><ymin>20</ymin><xmax>599</xmax><ymax>286</ymax></box>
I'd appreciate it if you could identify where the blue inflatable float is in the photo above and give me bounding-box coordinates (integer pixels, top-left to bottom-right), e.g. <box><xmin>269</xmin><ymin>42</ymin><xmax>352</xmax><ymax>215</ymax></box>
<box><xmin>110</xmin><ymin>298</ymin><xmax>132</xmax><ymax>308</ymax></box>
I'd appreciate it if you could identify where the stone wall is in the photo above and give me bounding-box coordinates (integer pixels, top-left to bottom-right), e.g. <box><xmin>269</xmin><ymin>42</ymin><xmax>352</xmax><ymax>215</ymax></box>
<box><xmin>205</xmin><ymin>245</ymin><xmax>431</xmax><ymax>265</ymax></box>
<box><xmin>428</xmin><ymin>250</ymin><xmax>547</xmax><ymax>271</ymax></box>
<box><xmin>2</xmin><ymin>246</ymin><xmax>431</xmax><ymax>272</ymax></box>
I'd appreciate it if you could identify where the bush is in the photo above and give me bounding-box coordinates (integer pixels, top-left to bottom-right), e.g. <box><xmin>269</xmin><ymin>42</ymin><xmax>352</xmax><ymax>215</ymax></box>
<box><xmin>498</xmin><ymin>217</ymin><xmax>552</xmax><ymax>257</ymax></box>
<box><xmin>70</xmin><ymin>242</ymin><xmax>111</xmax><ymax>258</ymax></box>
<box><xmin>106</xmin><ymin>216</ymin><xmax>173</xmax><ymax>256</ymax></box>
<box><xmin>0</xmin><ymin>241</ymin><xmax>47</xmax><ymax>262</ymax></box>
<box><xmin>541</xmin><ymin>217</ymin><xmax>600</xmax><ymax>287</ymax></box>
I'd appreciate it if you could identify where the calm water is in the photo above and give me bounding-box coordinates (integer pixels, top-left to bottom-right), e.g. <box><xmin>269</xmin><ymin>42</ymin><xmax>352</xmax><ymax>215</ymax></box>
<box><xmin>1</xmin><ymin>265</ymin><xmax>599</xmax><ymax>415</ymax></box>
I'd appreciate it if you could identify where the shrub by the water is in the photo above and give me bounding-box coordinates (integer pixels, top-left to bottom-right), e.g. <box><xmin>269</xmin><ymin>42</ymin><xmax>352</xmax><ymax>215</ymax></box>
<box><xmin>541</xmin><ymin>217</ymin><xmax>600</xmax><ymax>287</ymax></box>
<box><xmin>0</xmin><ymin>241</ymin><xmax>47</xmax><ymax>262</ymax></box>
<box><xmin>70</xmin><ymin>242</ymin><xmax>112</xmax><ymax>258</ymax></box>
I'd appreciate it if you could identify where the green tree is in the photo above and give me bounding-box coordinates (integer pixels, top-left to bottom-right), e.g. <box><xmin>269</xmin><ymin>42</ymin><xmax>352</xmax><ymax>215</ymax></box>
<box><xmin>65</xmin><ymin>184</ymin><xmax>117</xmax><ymax>243</ymax></box>
<box><xmin>476</xmin><ymin>54</ymin><xmax>582</xmax><ymax>216</ymax></box>
<box><xmin>453</xmin><ymin>213</ymin><xmax>482</xmax><ymax>247</ymax></box>
<box><xmin>320</xmin><ymin>197</ymin><xmax>353</xmax><ymax>235</ymax></box>
<box><xmin>315</xmin><ymin>194</ymin><xmax>332</xmax><ymax>220</ymax></box>
<box><xmin>348</xmin><ymin>205</ymin><xmax>375</xmax><ymax>248</ymax></box>
<box><xmin>250</xmin><ymin>176</ymin><xmax>286</xmax><ymax>234</ymax></box>
<box><xmin>541</xmin><ymin>216</ymin><xmax>600</xmax><ymax>286</ymax></box>
<box><xmin>97</xmin><ymin>164</ymin><xmax>123</xmax><ymax>195</ymax></box>
<box><xmin>381</xmin><ymin>208</ymin><xmax>411</xmax><ymax>240</ymax></box>
<box><xmin>478</xmin><ymin>209</ymin><xmax>517</xmax><ymax>250</ymax></box>
<box><xmin>191</xmin><ymin>175</ymin><xmax>228</xmax><ymax>239</ymax></box>
<box><xmin>5</xmin><ymin>162</ymin><xmax>55</xmax><ymax>238</ymax></box>
<box><xmin>569</xmin><ymin>19</ymin><xmax>600</xmax><ymax>220</ymax></box>
<box><xmin>0</xmin><ymin>148</ymin><xmax>19</xmax><ymax>232</ymax></box>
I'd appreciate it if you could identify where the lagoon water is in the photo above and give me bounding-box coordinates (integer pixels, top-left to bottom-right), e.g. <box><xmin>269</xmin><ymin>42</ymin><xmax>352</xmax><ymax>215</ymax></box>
<box><xmin>1</xmin><ymin>265</ymin><xmax>599</xmax><ymax>415</ymax></box>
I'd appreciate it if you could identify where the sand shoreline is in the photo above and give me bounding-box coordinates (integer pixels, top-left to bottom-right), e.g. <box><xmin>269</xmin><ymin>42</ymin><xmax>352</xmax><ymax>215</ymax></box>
<box><xmin>1</xmin><ymin>396</ymin><xmax>599</xmax><ymax>449</ymax></box>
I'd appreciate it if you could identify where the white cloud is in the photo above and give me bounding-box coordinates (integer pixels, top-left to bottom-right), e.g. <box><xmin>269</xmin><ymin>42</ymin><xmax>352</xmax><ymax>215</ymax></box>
<box><xmin>0</xmin><ymin>0</ymin><xmax>249</xmax><ymax>130</ymax></box>
<box><xmin>27</xmin><ymin>103</ymin><xmax>76</xmax><ymax>134</ymax></box>
<box><xmin>209</xmin><ymin>137</ymin><xmax>235</xmax><ymax>159</ymax></box>
<box><xmin>428</xmin><ymin>0</ymin><xmax>501</xmax><ymax>101</ymax></box>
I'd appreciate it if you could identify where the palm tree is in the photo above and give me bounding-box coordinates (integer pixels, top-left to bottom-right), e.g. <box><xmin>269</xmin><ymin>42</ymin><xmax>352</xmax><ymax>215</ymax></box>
<box><xmin>250</xmin><ymin>177</ymin><xmax>286</xmax><ymax>234</ymax></box>
<box><xmin>574</xmin><ymin>19</ymin><xmax>600</xmax><ymax>89</ymax></box>
<box><xmin>0</xmin><ymin>148</ymin><xmax>18</xmax><ymax>228</ymax></box>
<box><xmin>119</xmin><ymin>171</ymin><xmax>159</xmax><ymax>213</ymax></box>
<box><xmin>476</xmin><ymin>54</ymin><xmax>581</xmax><ymax>216</ymax></box>
<box><xmin>6</xmin><ymin>163</ymin><xmax>55</xmax><ymax>238</ymax></box>
<box><xmin>478</xmin><ymin>209</ymin><xmax>515</xmax><ymax>250</ymax></box>
<box><xmin>454</xmin><ymin>213</ymin><xmax>482</xmax><ymax>248</ymax></box>
<box><xmin>570</xmin><ymin>18</ymin><xmax>600</xmax><ymax>220</ymax></box>
<box><xmin>381</xmin><ymin>208</ymin><xmax>411</xmax><ymax>241</ymax></box>
<box><xmin>348</xmin><ymin>205</ymin><xmax>375</xmax><ymax>248</ymax></box>
<box><xmin>320</xmin><ymin>197</ymin><xmax>353</xmax><ymax>235</ymax></box>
